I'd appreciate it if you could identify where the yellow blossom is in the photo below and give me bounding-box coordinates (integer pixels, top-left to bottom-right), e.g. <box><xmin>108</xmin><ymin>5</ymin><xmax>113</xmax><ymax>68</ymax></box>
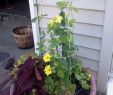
<box><xmin>88</xmin><ymin>74</ymin><xmax>91</xmax><ymax>80</ymax></box>
<box><xmin>65</xmin><ymin>13</ymin><xmax>69</xmax><ymax>16</ymax></box>
<box><xmin>44</xmin><ymin>65</ymin><xmax>52</xmax><ymax>76</ymax></box>
<box><xmin>54</xmin><ymin>15</ymin><xmax>63</xmax><ymax>23</ymax></box>
<box><xmin>48</xmin><ymin>19</ymin><xmax>54</xmax><ymax>28</ymax></box>
<box><xmin>43</xmin><ymin>53</ymin><xmax>51</xmax><ymax>62</ymax></box>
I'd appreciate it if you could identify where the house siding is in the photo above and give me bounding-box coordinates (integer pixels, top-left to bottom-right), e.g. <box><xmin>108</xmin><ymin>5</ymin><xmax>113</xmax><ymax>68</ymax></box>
<box><xmin>28</xmin><ymin>0</ymin><xmax>113</xmax><ymax>93</ymax></box>
<box><xmin>37</xmin><ymin>0</ymin><xmax>106</xmax><ymax>80</ymax></box>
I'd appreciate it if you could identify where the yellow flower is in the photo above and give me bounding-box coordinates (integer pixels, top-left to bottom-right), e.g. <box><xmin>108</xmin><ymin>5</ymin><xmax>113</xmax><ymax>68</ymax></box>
<box><xmin>88</xmin><ymin>74</ymin><xmax>91</xmax><ymax>80</ymax></box>
<box><xmin>65</xmin><ymin>13</ymin><xmax>69</xmax><ymax>16</ymax></box>
<box><xmin>43</xmin><ymin>53</ymin><xmax>51</xmax><ymax>62</ymax></box>
<box><xmin>54</xmin><ymin>15</ymin><xmax>63</xmax><ymax>23</ymax></box>
<box><xmin>44</xmin><ymin>65</ymin><xmax>52</xmax><ymax>76</ymax></box>
<box><xmin>48</xmin><ymin>19</ymin><xmax>54</xmax><ymax>28</ymax></box>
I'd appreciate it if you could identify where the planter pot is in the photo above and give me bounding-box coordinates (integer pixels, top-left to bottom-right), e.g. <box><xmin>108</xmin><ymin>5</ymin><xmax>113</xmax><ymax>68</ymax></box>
<box><xmin>1</xmin><ymin>74</ymin><xmax>96</xmax><ymax>95</ymax></box>
<box><xmin>74</xmin><ymin>72</ymin><xmax>96</xmax><ymax>95</ymax></box>
<box><xmin>12</xmin><ymin>26</ymin><xmax>34</xmax><ymax>49</ymax></box>
<box><xmin>8</xmin><ymin>57</ymin><xmax>96</xmax><ymax>95</ymax></box>
<box><xmin>89</xmin><ymin>73</ymin><xmax>96</xmax><ymax>95</ymax></box>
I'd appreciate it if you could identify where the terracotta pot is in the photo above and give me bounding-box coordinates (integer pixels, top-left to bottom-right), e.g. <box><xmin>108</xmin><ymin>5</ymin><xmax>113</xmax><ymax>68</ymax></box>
<box><xmin>0</xmin><ymin>57</ymin><xmax>96</xmax><ymax>95</ymax></box>
<box><xmin>89</xmin><ymin>73</ymin><xmax>96</xmax><ymax>95</ymax></box>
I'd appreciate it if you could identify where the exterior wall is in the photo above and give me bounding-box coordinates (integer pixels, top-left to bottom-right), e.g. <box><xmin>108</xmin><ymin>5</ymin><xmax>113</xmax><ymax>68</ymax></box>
<box><xmin>29</xmin><ymin>0</ymin><xmax>113</xmax><ymax>93</ymax></box>
<box><xmin>37</xmin><ymin>0</ymin><xmax>106</xmax><ymax>80</ymax></box>
<box><xmin>108</xmin><ymin>53</ymin><xmax>113</xmax><ymax>78</ymax></box>
<box><xmin>110</xmin><ymin>57</ymin><xmax>113</xmax><ymax>73</ymax></box>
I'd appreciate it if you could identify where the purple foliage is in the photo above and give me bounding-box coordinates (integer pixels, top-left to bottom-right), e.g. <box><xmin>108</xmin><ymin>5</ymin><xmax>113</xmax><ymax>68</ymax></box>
<box><xmin>11</xmin><ymin>57</ymin><xmax>47</xmax><ymax>95</ymax></box>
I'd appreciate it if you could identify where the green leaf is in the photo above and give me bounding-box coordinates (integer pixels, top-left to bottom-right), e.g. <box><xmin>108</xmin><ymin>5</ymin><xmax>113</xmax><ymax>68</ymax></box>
<box><xmin>57</xmin><ymin>70</ymin><xmax>64</xmax><ymax>78</ymax></box>
<box><xmin>34</xmin><ymin>3</ymin><xmax>38</xmax><ymax>6</ymax></box>
<box><xmin>32</xmin><ymin>14</ymin><xmax>48</xmax><ymax>22</ymax></box>
<box><xmin>80</xmin><ymin>80</ymin><xmax>90</xmax><ymax>90</ymax></box>
<box><xmin>41</xmin><ymin>14</ymin><xmax>48</xmax><ymax>17</ymax></box>
<box><xmin>59</xmin><ymin>35</ymin><xmax>68</xmax><ymax>44</ymax></box>
<box><xmin>74</xmin><ymin>72</ymin><xmax>81</xmax><ymax>80</ymax></box>
<box><xmin>56</xmin><ymin>0</ymin><xmax>68</xmax><ymax>10</ymax></box>
<box><xmin>61</xmin><ymin>85</ymin><xmax>66</xmax><ymax>91</ymax></box>
<box><xmin>69</xmin><ymin>19</ymin><xmax>76</xmax><ymax>27</ymax></box>
<box><xmin>50</xmin><ymin>43</ymin><xmax>57</xmax><ymax>48</ymax></box>
<box><xmin>50</xmin><ymin>38</ymin><xmax>59</xmax><ymax>48</ymax></box>
<box><xmin>72</xmin><ymin>6</ymin><xmax>78</xmax><ymax>13</ymax></box>
<box><xmin>51</xmin><ymin>66</ymin><xmax>56</xmax><ymax>73</ymax></box>
<box><xmin>31</xmin><ymin>17</ymin><xmax>38</xmax><ymax>22</ymax></box>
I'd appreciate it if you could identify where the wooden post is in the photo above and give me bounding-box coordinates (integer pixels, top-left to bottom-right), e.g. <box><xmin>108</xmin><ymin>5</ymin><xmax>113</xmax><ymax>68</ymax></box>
<box><xmin>97</xmin><ymin>0</ymin><xmax>113</xmax><ymax>93</ymax></box>
<box><xmin>28</xmin><ymin>0</ymin><xmax>40</xmax><ymax>55</ymax></box>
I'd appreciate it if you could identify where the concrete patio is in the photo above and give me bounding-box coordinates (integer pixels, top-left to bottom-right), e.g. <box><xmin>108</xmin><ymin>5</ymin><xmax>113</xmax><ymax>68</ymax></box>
<box><xmin>0</xmin><ymin>0</ymin><xmax>34</xmax><ymax>60</ymax></box>
<box><xmin>0</xmin><ymin>1</ymin><xmax>34</xmax><ymax>94</ymax></box>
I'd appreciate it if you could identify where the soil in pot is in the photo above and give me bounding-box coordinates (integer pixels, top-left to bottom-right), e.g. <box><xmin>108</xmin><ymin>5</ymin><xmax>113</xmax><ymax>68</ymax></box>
<box><xmin>75</xmin><ymin>88</ymin><xmax>90</xmax><ymax>95</ymax></box>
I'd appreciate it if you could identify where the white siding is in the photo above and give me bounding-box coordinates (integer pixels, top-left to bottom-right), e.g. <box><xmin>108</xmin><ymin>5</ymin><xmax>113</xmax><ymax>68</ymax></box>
<box><xmin>77</xmin><ymin>46</ymin><xmax>100</xmax><ymax>61</ymax></box>
<box><xmin>74</xmin><ymin>23</ymin><xmax>103</xmax><ymax>38</ymax></box>
<box><xmin>32</xmin><ymin>0</ymin><xmax>113</xmax><ymax>93</ymax></box>
<box><xmin>39</xmin><ymin>5</ymin><xmax>105</xmax><ymax>25</ymax></box>
<box><xmin>97</xmin><ymin>0</ymin><xmax>113</xmax><ymax>92</ymax></box>
<box><xmin>78</xmin><ymin>57</ymin><xmax>98</xmax><ymax>71</ymax></box>
<box><xmin>37</xmin><ymin>2</ymin><xmax>104</xmax><ymax>76</ymax></box>
<box><xmin>75</xmin><ymin>35</ymin><xmax>101</xmax><ymax>50</ymax></box>
<box><xmin>42</xmin><ymin>0</ymin><xmax>106</xmax><ymax>11</ymax></box>
<box><xmin>110</xmin><ymin>56</ymin><xmax>113</xmax><ymax>73</ymax></box>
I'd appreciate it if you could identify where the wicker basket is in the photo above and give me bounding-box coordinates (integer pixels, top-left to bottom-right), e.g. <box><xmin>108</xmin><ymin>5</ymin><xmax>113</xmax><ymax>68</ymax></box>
<box><xmin>12</xmin><ymin>26</ymin><xmax>34</xmax><ymax>49</ymax></box>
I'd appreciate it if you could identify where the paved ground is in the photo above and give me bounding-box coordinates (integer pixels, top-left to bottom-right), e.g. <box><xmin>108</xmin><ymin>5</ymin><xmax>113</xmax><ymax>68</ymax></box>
<box><xmin>0</xmin><ymin>16</ymin><xmax>34</xmax><ymax>59</ymax></box>
<box><xmin>0</xmin><ymin>67</ymin><xmax>10</xmax><ymax>84</ymax></box>
<box><xmin>0</xmin><ymin>0</ymin><xmax>34</xmax><ymax>60</ymax></box>
<box><xmin>0</xmin><ymin>67</ymin><xmax>11</xmax><ymax>95</ymax></box>
<box><xmin>0</xmin><ymin>1</ymin><xmax>34</xmax><ymax>94</ymax></box>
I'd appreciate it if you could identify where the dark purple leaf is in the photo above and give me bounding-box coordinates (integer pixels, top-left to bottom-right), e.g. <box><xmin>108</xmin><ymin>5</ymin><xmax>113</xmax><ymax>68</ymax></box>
<box><xmin>35</xmin><ymin>66</ymin><xmax>42</xmax><ymax>81</ymax></box>
<box><xmin>17</xmin><ymin>68</ymin><xmax>33</xmax><ymax>84</ymax></box>
<box><xmin>12</xmin><ymin>57</ymin><xmax>46</xmax><ymax>95</ymax></box>
<box><xmin>20</xmin><ymin>77</ymin><xmax>35</xmax><ymax>94</ymax></box>
<box><xmin>16</xmin><ymin>57</ymin><xmax>36</xmax><ymax>84</ymax></box>
<box><xmin>12</xmin><ymin>84</ymin><xmax>21</xmax><ymax>95</ymax></box>
<box><xmin>18</xmin><ymin>57</ymin><xmax>35</xmax><ymax>69</ymax></box>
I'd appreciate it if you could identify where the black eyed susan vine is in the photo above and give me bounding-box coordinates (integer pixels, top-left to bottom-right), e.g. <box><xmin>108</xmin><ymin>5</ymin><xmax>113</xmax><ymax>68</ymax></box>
<box><xmin>11</xmin><ymin>1</ymin><xmax>92</xmax><ymax>95</ymax></box>
<box><xmin>36</xmin><ymin>0</ymin><xmax>91</xmax><ymax>95</ymax></box>
<box><xmin>11</xmin><ymin>0</ymin><xmax>90</xmax><ymax>95</ymax></box>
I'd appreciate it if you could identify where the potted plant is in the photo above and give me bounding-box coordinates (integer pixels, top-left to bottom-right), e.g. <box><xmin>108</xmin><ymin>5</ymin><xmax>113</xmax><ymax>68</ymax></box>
<box><xmin>10</xmin><ymin>1</ymin><xmax>96</xmax><ymax>95</ymax></box>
